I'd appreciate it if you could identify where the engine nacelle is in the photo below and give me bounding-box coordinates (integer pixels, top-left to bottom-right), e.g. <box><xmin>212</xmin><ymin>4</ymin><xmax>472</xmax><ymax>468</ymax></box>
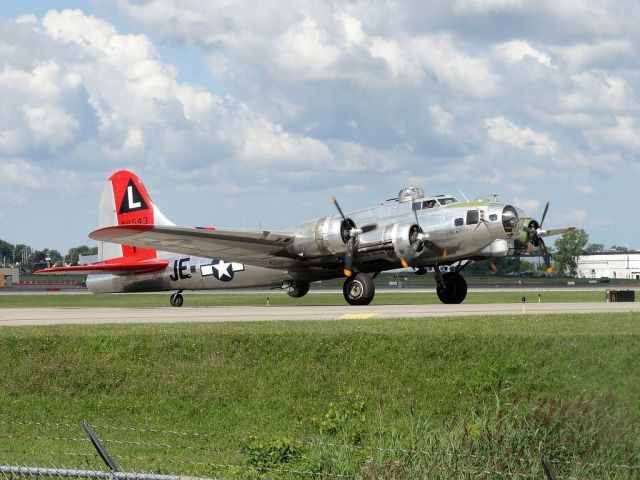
<box><xmin>291</xmin><ymin>216</ymin><xmax>354</xmax><ymax>257</ymax></box>
<box><xmin>385</xmin><ymin>223</ymin><xmax>424</xmax><ymax>263</ymax></box>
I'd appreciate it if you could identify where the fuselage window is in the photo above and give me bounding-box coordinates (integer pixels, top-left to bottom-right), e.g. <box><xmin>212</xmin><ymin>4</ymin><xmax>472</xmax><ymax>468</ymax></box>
<box><xmin>454</xmin><ymin>218</ymin><xmax>464</xmax><ymax>227</ymax></box>
<box><xmin>466</xmin><ymin>210</ymin><xmax>479</xmax><ymax>225</ymax></box>
<box><xmin>489</xmin><ymin>214</ymin><xmax>498</xmax><ymax>221</ymax></box>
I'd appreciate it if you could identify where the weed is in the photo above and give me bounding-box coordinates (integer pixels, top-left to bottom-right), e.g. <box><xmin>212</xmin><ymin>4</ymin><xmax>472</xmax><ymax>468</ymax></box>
<box><xmin>314</xmin><ymin>390</ymin><xmax>367</xmax><ymax>445</ymax></box>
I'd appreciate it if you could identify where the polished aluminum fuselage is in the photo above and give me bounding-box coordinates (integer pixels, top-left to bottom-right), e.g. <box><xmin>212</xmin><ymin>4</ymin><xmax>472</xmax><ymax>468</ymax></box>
<box><xmin>89</xmin><ymin>196</ymin><xmax>517</xmax><ymax>293</ymax></box>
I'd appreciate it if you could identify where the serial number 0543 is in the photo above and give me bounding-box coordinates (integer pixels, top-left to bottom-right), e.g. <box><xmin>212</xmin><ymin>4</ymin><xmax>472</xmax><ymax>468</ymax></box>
<box><xmin>123</xmin><ymin>217</ymin><xmax>149</xmax><ymax>224</ymax></box>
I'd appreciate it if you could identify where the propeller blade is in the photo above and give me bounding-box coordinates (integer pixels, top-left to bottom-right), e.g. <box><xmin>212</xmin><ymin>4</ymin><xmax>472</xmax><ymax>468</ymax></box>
<box><xmin>538</xmin><ymin>226</ymin><xmax>576</xmax><ymax>238</ymax></box>
<box><xmin>539</xmin><ymin>201</ymin><xmax>549</xmax><ymax>228</ymax></box>
<box><xmin>332</xmin><ymin>196</ymin><xmax>347</xmax><ymax>221</ymax></box>
<box><xmin>539</xmin><ymin>238</ymin><xmax>553</xmax><ymax>272</ymax></box>
<box><xmin>489</xmin><ymin>262</ymin><xmax>500</xmax><ymax>273</ymax></box>
<box><xmin>343</xmin><ymin>236</ymin><xmax>356</xmax><ymax>277</ymax></box>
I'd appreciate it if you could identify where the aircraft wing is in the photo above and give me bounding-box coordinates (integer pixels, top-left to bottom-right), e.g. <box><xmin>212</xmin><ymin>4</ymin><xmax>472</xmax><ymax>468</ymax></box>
<box><xmin>90</xmin><ymin>225</ymin><xmax>300</xmax><ymax>269</ymax></box>
<box><xmin>35</xmin><ymin>259</ymin><xmax>169</xmax><ymax>275</ymax></box>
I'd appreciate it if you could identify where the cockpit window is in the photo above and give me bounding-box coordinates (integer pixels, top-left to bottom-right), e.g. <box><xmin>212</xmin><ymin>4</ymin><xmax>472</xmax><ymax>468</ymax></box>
<box><xmin>466</xmin><ymin>210</ymin><xmax>479</xmax><ymax>225</ymax></box>
<box><xmin>422</xmin><ymin>199</ymin><xmax>437</xmax><ymax>209</ymax></box>
<box><xmin>438</xmin><ymin>197</ymin><xmax>458</xmax><ymax>206</ymax></box>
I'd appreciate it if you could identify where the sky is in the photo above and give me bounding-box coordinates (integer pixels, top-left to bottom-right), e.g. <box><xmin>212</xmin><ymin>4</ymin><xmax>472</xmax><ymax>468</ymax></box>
<box><xmin>0</xmin><ymin>0</ymin><xmax>639</xmax><ymax>254</ymax></box>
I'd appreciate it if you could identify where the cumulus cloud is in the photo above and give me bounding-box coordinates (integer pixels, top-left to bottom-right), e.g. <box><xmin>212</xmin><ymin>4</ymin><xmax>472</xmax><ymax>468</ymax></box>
<box><xmin>574</xmin><ymin>185</ymin><xmax>595</xmax><ymax>195</ymax></box>
<box><xmin>586</xmin><ymin>116</ymin><xmax>640</xmax><ymax>153</ymax></box>
<box><xmin>484</xmin><ymin>116</ymin><xmax>558</xmax><ymax>157</ymax></box>
<box><xmin>453</xmin><ymin>0</ymin><xmax>526</xmax><ymax>16</ymax></box>
<box><xmin>551</xmin><ymin>40</ymin><xmax>633</xmax><ymax>72</ymax></box>
<box><xmin>493</xmin><ymin>40</ymin><xmax>554</xmax><ymax>68</ymax></box>
<box><xmin>2</xmin><ymin>1</ymin><xmax>640</xmax><ymax>249</ymax></box>
<box><xmin>0</xmin><ymin>9</ymin><xmax>365</xmax><ymax>184</ymax></box>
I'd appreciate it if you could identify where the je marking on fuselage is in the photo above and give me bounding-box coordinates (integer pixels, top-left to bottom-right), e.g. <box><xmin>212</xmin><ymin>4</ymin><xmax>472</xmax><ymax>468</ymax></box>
<box><xmin>169</xmin><ymin>258</ymin><xmax>191</xmax><ymax>281</ymax></box>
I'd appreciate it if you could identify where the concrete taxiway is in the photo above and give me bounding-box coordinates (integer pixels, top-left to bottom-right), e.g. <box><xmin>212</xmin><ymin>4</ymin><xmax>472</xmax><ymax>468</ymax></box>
<box><xmin>1</xmin><ymin>302</ymin><xmax>639</xmax><ymax>327</ymax></box>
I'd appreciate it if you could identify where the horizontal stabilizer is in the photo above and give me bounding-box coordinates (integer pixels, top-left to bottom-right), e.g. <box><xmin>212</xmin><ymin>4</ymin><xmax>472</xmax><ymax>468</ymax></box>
<box><xmin>35</xmin><ymin>259</ymin><xmax>169</xmax><ymax>275</ymax></box>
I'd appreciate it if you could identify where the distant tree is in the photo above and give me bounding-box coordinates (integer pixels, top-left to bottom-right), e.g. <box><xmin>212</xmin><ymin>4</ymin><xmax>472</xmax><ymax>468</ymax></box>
<box><xmin>584</xmin><ymin>243</ymin><xmax>605</xmax><ymax>253</ymax></box>
<box><xmin>609</xmin><ymin>245</ymin><xmax>629</xmax><ymax>252</ymax></box>
<box><xmin>466</xmin><ymin>259</ymin><xmax>493</xmax><ymax>275</ymax></box>
<box><xmin>0</xmin><ymin>239</ymin><xmax>14</xmax><ymax>263</ymax></box>
<box><xmin>48</xmin><ymin>249</ymin><xmax>63</xmax><ymax>265</ymax></box>
<box><xmin>553</xmin><ymin>229</ymin><xmax>589</xmax><ymax>276</ymax></box>
<box><xmin>13</xmin><ymin>244</ymin><xmax>31</xmax><ymax>272</ymax></box>
<box><xmin>30</xmin><ymin>249</ymin><xmax>63</xmax><ymax>270</ymax></box>
<box><xmin>519</xmin><ymin>260</ymin><xmax>535</xmax><ymax>272</ymax></box>
<box><xmin>67</xmin><ymin>245</ymin><xmax>98</xmax><ymax>265</ymax></box>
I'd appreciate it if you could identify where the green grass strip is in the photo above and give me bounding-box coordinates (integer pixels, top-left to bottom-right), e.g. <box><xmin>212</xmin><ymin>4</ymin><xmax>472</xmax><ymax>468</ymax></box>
<box><xmin>1</xmin><ymin>313</ymin><xmax>639</xmax><ymax>478</ymax></box>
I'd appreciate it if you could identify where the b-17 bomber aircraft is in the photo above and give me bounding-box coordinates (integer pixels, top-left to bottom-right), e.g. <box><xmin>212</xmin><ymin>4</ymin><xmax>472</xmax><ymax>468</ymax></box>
<box><xmin>38</xmin><ymin>170</ymin><xmax>575</xmax><ymax>306</ymax></box>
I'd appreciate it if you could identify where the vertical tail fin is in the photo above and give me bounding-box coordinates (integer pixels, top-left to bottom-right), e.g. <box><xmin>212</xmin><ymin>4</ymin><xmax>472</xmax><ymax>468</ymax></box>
<box><xmin>97</xmin><ymin>170</ymin><xmax>173</xmax><ymax>261</ymax></box>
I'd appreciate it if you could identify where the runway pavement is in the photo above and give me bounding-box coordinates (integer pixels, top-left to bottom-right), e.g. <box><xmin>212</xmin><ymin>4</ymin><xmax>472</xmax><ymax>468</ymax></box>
<box><xmin>1</xmin><ymin>302</ymin><xmax>639</xmax><ymax>327</ymax></box>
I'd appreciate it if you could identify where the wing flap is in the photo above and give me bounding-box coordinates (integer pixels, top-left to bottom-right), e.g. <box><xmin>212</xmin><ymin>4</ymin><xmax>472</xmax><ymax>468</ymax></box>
<box><xmin>89</xmin><ymin>225</ymin><xmax>300</xmax><ymax>268</ymax></box>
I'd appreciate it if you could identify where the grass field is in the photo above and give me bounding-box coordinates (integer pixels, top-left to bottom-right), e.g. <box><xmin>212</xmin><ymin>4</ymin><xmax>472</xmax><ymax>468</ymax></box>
<box><xmin>0</xmin><ymin>289</ymin><xmax>613</xmax><ymax>308</ymax></box>
<box><xmin>1</xmin><ymin>313</ymin><xmax>639</xmax><ymax>478</ymax></box>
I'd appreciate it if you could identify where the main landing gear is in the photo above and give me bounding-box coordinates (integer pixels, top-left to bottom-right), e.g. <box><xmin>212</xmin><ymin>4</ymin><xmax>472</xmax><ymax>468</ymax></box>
<box><xmin>343</xmin><ymin>272</ymin><xmax>375</xmax><ymax>305</ymax></box>
<box><xmin>433</xmin><ymin>263</ymin><xmax>468</xmax><ymax>304</ymax></box>
<box><xmin>170</xmin><ymin>290</ymin><xmax>184</xmax><ymax>307</ymax></box>
<box><xmin>283</xmin><ymin>281</ymin><xmax>310</xmax><ymax>298</ymax></box>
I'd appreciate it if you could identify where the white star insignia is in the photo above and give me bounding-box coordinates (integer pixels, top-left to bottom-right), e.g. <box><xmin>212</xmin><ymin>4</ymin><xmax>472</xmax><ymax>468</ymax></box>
<box><xmin>214</xmin><ymin>259</ymin><xmax>232</xmax><ymax>279</ymax></box>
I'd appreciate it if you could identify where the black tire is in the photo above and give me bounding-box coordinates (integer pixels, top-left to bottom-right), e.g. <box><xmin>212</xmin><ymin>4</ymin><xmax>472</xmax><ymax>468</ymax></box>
<box><xmin>436</xmin><ymin>273</ymin><xmax>467</xmax><ymax>304</ymax></box>
<box><xmin>286</xmin><ymin>281</ymin><xmax>310</xmax><ymax>298</ymax></box>
<box><xmin>343</xmin><ymin>273</ymin><xmax>375</xmax><ymax>306</ymax></box>
<box><xmin>170</xmin><ymin>292</ymin><xmax>184</xmax><ymax>307</ymax></box>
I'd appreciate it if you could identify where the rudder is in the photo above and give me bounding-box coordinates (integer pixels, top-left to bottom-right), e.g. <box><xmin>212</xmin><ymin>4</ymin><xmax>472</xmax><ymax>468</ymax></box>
<box><xmin>97</xmin><ymin>170</ymin><xmax>173</xmax><ymax>261</ymax></box>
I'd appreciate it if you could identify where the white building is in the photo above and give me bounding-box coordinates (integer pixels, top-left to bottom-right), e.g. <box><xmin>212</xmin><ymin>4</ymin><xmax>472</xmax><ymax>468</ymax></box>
<box><xmin>576</xmin><ymin>252</ymin><xmax>640</xmax><ymax>280</ymax></box>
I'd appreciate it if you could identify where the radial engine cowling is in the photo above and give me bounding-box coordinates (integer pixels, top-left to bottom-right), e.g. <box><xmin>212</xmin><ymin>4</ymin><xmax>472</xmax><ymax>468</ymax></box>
<box><xmin>385</xmin><ymin>223</ymin><xmax>425</xmax><ymax>264</ymax></box>
<box><xmin>290</xmin><ymin>216</ymin><xmax>354</xmax><ymax>257</ymax></box>
<box><xmin>515</xmin><ymin>217</ymin><xmax>538</xmax><ymax>250</ymax></box>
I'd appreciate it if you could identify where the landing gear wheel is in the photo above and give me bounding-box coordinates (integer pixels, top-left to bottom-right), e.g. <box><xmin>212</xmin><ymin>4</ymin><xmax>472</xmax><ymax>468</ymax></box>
<box><xmin>436</xmin><ymin>273</ymin><xmax>467</xmax><ymax>304</ymax></box>
<box><xmin>170</xmin><ymin>292</ymin><xmax>184</xmax><ymax>307</ymax></box>
<box><xmin>285</xmin><ymin>281</ymin><xmax>310</xmax><ymax>298</ymax></box>
<box><xmin>343</xmin><ymin>273</ymin><xmax>375</xmax><ymax>306</ymax></box>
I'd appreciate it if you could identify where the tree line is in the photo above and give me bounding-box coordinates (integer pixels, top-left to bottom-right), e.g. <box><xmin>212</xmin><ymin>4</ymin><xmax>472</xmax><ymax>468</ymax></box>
<box><xmin>0</xmin><ymin>239</ymin><xmax>97</xmax><ymax>272</ymax></box>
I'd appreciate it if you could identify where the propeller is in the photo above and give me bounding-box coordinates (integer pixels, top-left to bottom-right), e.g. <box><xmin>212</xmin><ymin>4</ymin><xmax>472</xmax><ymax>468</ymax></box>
<box><xmin>522</xmin><ymin>201</ymin><xmax>554</xmax><ymax>273</ymax></box>
<box><xmin>399</xmin><ymin>210</ymin><xmax>435</xmax><ymax>268</ymax></box>
<box><xmin>332</xmin><ymin>196</ymin><xmax>377</xmax><ymax>277</ymax></box>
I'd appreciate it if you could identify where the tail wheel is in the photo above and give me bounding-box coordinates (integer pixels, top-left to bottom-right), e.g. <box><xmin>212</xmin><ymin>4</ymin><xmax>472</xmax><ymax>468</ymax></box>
<box><xmin>343</xmin><ymin>273</ymin><xmax>375</xmax><ymax>306</ymax></box>
<box><xmin>170</xmin><ymin>292</ymin><xmax>184</xmax><ymax>307</ymax></box>
<box><xmin>436</xmin><ymin>273</ymin><xmax>467</xmax><ymax>304</ymax></box>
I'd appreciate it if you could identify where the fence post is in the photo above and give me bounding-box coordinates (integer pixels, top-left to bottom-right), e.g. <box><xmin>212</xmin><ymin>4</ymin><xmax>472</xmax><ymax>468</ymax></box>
<box><xmin>541</xmin><ymin>456</ymin><xmax>556</xmax><ymax>480</ymax></box>
<box><xmin>83</xmin><ymin>420</ymin><xmax>119</xmax><ymax>472</ymax></box>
